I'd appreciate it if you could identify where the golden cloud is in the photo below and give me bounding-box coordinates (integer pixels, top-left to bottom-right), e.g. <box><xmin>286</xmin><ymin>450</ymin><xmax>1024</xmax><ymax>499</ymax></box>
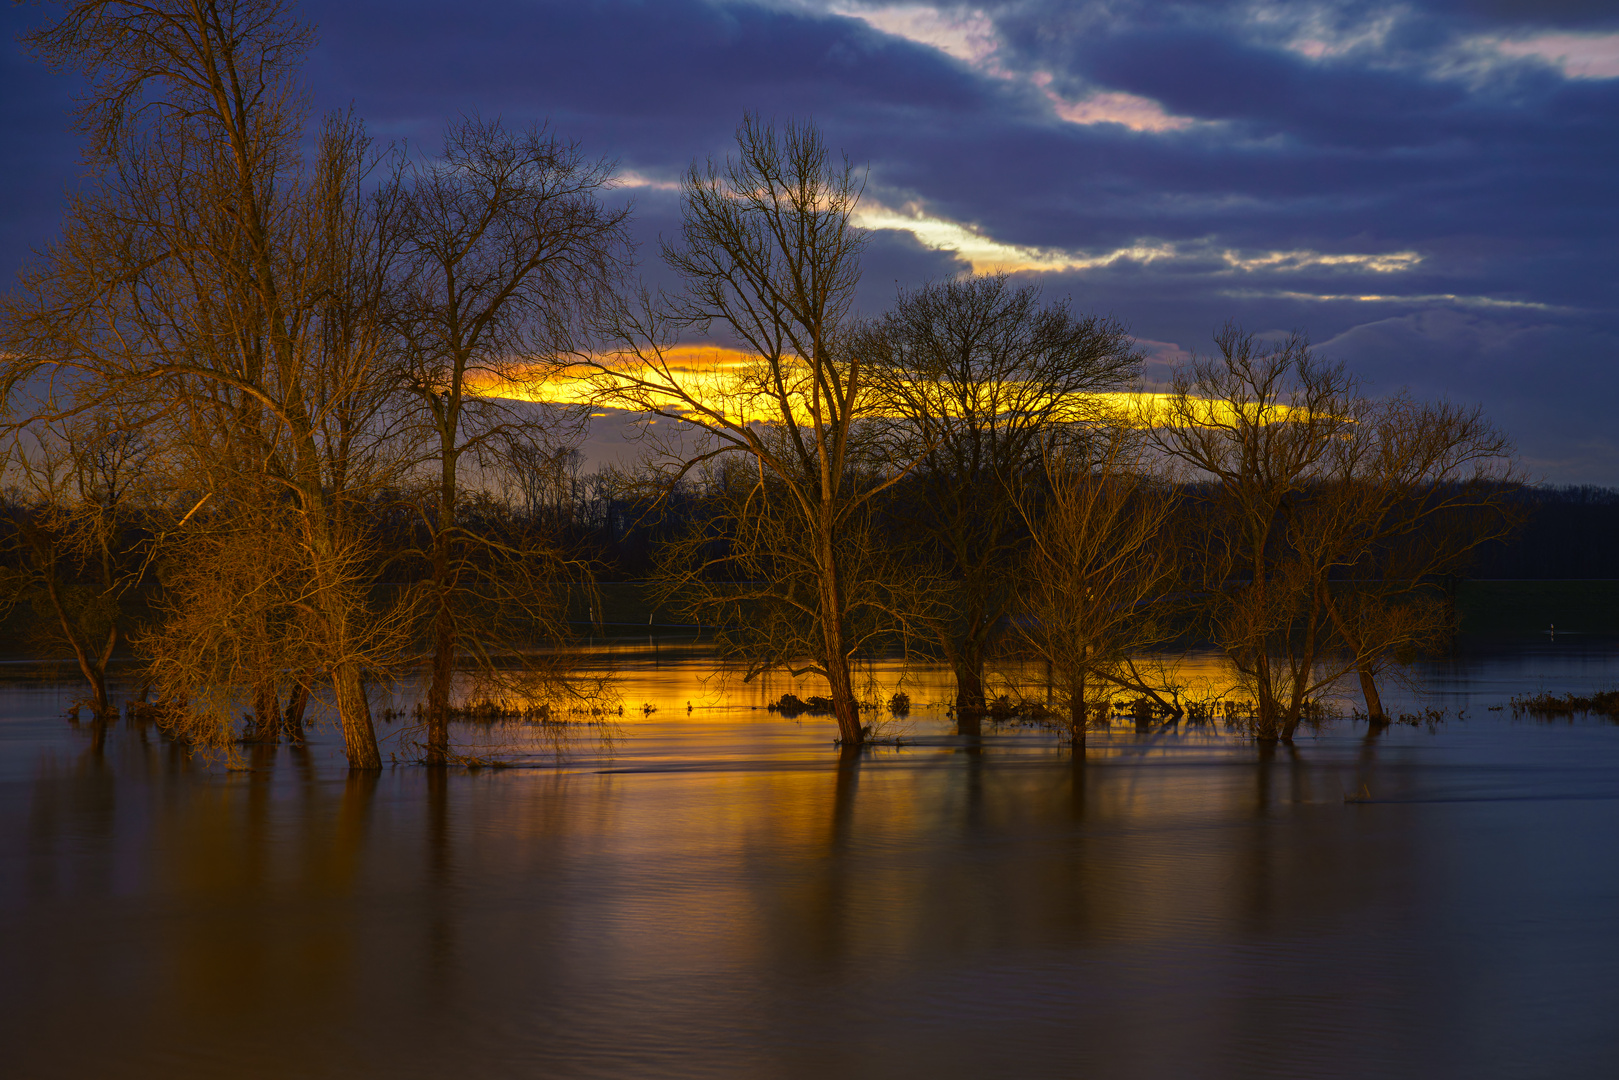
<box><xmin>469</xmin><ymin>346</ymin><xmax>1296</xmax><ymax>431</ymax></box>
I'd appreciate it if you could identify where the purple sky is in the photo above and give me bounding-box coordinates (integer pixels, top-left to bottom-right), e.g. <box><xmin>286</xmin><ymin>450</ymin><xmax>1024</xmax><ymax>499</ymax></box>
<box><xmin>4</xmin><ymin>1</ymin><xmax>1617</xmax><ymax>482</ymax></box>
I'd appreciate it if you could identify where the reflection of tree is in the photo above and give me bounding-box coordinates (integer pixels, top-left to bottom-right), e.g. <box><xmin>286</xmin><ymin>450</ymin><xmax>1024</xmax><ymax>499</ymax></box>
<box><xmin>813</xmin><ymin>752</ymin><xmax>862</xmax><ymax>965</ymax></box>
<box><xmin>424</xmin><ymin>768</ymin><xmax>455</xmax><ymax>999</ymax></box>
<box><xmin>6</xmin><ymin>709</ymin><xmax>1459</xmax><ymax>1075</ymax></box>
<box><xmin>25</xmin><ymin>744</ymin><xmax>118</xmax><ymax>902</ymax></box>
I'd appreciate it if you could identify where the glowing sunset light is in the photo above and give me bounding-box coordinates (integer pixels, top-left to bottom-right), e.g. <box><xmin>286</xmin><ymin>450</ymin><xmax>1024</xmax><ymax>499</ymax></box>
<box><xmin>852</xmin><ymin>200</ymin><xmax>1178</xmax><ymax>274</ymax></box>
<box><xmin>849</xmin><ymin>199</ymin><xmax>1423</xmax><ymax>278</ymax></box>
<box><xmin>468</xmin><ymin>345</ymin><xmax>1295</xmax><ymax>431</ymax></box>
<box><xmin>1035</xmin><ymin>78</ymin><xmax>1196</xmax><ymax>133</ymax></box>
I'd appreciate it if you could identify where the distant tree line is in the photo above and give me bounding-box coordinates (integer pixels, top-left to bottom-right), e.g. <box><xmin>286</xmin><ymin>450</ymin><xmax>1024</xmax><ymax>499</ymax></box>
<box><xmin>1468</xmin><ymin>487</ymin><xmax>1619</xmax><ymax>579</ymax></box>
<box><xmin>0</xmin><ymin>0</ymin><xmax>1541</xmax><ymax>764</ymax></box>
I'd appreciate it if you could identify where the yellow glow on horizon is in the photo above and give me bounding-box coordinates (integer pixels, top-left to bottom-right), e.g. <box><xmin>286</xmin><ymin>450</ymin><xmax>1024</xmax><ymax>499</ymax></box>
<box><xmin>470</xmin><ymin>347</ymin><xmax>1299</xmax><ymax>431</ymax></box>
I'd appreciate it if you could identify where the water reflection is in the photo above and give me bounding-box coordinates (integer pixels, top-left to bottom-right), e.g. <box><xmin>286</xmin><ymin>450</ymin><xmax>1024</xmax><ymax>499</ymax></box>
<box><xmin>1</xmin><ymin>644</ymin><xmax>1618</xmax><ymax>1078</ymax></box>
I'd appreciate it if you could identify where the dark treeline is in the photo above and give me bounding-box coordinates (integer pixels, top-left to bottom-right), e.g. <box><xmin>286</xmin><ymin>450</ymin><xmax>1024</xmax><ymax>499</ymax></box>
<box><xmin>1469</xmin><ymin>486</ymin><xmax>1619</xmax><ymax>578</ymax></box>
<box><xmin>0</xmin><ymin>1</ymin><xmax>1538</xmax><ymax>764</ymax></box>
<box><xmin>420</xmin><ymin>473</ymin><xmax>1618</xmax><ymax>586</ymax></box>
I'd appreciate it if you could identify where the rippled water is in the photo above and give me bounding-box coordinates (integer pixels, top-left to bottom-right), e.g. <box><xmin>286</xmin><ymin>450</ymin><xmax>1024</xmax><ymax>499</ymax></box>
<box><xmin>3</xmin><ymin>641</ymin><xmax>1619</xmax><ymax>1079</ymax></box>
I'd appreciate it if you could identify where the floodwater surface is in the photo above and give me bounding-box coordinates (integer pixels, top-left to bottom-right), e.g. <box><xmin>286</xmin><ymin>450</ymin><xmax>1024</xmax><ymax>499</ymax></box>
<box><xmin>3</xmin><ymin>642</ymin><xmax>1619</xmax><ymax>1079</ymax></box>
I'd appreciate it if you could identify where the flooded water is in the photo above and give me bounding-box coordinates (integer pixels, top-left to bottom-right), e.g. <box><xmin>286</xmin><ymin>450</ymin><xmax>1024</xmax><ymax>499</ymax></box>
<box><xmin>4</xmin><ymin>641</ymin><xmax>1619</xmax><ymax>1078</ymax></box>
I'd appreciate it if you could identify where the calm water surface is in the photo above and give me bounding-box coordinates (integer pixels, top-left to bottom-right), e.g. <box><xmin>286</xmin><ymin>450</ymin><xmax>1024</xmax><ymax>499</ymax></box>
<box><xmin>3</xmin><ymin>641</ymin><xmax>1619</xmax><ymax>1079</ymax></box>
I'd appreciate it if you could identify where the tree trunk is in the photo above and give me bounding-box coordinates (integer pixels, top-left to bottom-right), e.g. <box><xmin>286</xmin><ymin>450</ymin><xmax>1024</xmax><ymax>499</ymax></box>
<box><xmin>1133</xmin><ymin>698</ymin><xmax>1153</xmax><ymax>733</ymax></box>
<box><xmin>1279</xmin><ymin>668</ymin><xmax>1305</xmax><ymax>741</ymax></box>
<box><xmin>1357</xmin><ymin>662</ymin><xmax>1388</xmax><ymax>724</ymax></box>
<box><xmin>945</xmin><ymin>612</ymin><xmax>990</xmax><ymax>717</ymax></box>
<box><xmin>284</xmin><ymin>674</ymin><xmax>312</xmax><ymax>742</ymax></box>
<box><xmin>316</xmin><ymin>576</ymin><xmax>379</xmax><ymax>767</ymax></box>
<box><xmin>424</xmin><ymin>447</ymin><xmax>458</xmax><ymax>765</ymax></box>
<box><xmin>250</xmin><ymin>680</ymin><xmax>283</xmax><ymax>743</ymax></box>
<box><xmin>425</xmin><ymin>585</ymin><xmax>455</xmax><ymax>766</ymax></box>
<box><xmin>1280</xmin><ymin>703</ymin><xmax>1303</xmax><ymax>742</ymax></box>
<box><xmin>333</xmin><ymin>661</ymin><xmax>380</xmax><ymax>769</ymax></box>
<box><xmin>952</xmin><ymin>651</ymin><xmax>986</xmax><ymax>716</ymax></box>
<box><xmin>818</xmin><ymin>528</ymin><xmax>862</xmax><ymax>748</ymax></box>
<box><xmin>1069</xmin><ymin>681</ymin><xmax>1087</xmax><ymax>753</ymax></box>
<box><xmin>947</xmin><ymin>637</ymin><xmax>983</xmax><ymax>735</ymax></box>
<box><xmin>825</xmin><ymin>646</ymin><xmax>862</xmax><ymax>746</ymax></box>
<box><xmin>85</xmin><ymin>666</ymin><xmax>110</xmax><ymax>726</ymax></box>
<box><xmin>1246</xmin><ymin>563</ymin><xmax>1284</xmax><ymax>742</ymax></box>
<box><xmin>47</xmin><ymin>577</ymin><xmax>114</xmax><ymax>721</ymax></box>
<box><xmin>1252</xmin><ymin>651</ymin><xmax>1282</xmax><ymax>741</ymax></box>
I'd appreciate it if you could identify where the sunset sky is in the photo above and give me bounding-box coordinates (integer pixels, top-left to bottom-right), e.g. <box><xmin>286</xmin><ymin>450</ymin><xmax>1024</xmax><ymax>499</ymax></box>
<box><xmin>2</xmin><ymin>1</ymin><xmax>1615</xmax><ymax>480</ymax></box>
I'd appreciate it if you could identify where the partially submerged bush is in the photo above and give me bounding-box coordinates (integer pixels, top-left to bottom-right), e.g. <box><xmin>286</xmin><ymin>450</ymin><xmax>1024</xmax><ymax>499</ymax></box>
<box><xmin>988</xmin><ymin>694</ymin><xmax>1019</xmax><ymax>721</ymax></box>
<box><xmin>768</xmin><ymin>693</ymin><xmax>844</xmax><ymax>718</ymax></box>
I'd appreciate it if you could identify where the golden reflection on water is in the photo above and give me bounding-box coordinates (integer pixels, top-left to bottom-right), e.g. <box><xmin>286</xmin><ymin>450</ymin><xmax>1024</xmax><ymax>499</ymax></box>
<box><xmin>10</xmin><ymin>719</ymin><xmax>1423</xmax><ymax>1078</ymax></box>
<box><xmin>395</xmin><ymin>649</ymin><xmax>1322</xmax><ymax>770</ymax></box>
<box><xmin>556</xmin><ymin>648</ymin><xmax>1257</xmax><ymax>716</ymax></box>
<box><xmin>9</xmin><ymin>648</ymin><xmax>1619</xmax><ymax>1078</ymax></box>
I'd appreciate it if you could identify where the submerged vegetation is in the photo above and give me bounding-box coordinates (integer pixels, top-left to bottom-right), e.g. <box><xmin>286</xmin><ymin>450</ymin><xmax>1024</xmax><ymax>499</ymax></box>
<box><xmin>0</xmin><ymin>0</ymin><xmax>1539</xmax><ymax>766</ymax></box>
<box><xmin>1511</xmin><ymin>691</ymin><xmax>1619</xmax><ymax>719</ymax></box>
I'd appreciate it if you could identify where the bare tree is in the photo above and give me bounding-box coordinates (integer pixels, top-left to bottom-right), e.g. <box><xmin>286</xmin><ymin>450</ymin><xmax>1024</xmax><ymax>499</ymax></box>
<box><xmin>139</xmin><ymin>507</ymin><xmax>330</xmax><ymax>751</ymax></box>
<box><xmin>598</xmin><ymin>116</ymin><xmax>905</xmax><ymax>749</ymax></box>
<box><xmin>1012</xmin><ymin>424</ymin><xmax>1184</xmax><ymax>749</ymax></box>
<box><xmin>1310</xmin><ymin>395</ymin><xmax>1520</xmax><ymax>723</ymax></box>
<box><xmin>4</xmin><ymin>1</ymin><xmax>406</xmax><ymax>766</ymax></box>
<box><xmin>1148</xmin><ymin>325</ymin><xmax>1520</xmax><ymax>740</ymax></box>
<box><xmin>501</xmin><ymin>442</ymin><xmax>585</xmax><ymax>527</ymax></box>
<box><xmin>1146</xmin><ymin>325</ymin><xmax>1361</xmax><ymax>741</ymax></box>
<box><xmin>648</xmin><ymin>440</ymin><xmax>914</xmax><ymax>728</ymax></box>
<box><xmin>863</xmin><ymin>274</ymin><xmax>1140</xmax><ymax>717</ymax></box>
<box><xmin>0</xmin><ymin>411</ymin><xmax>160</xmax><ymax>730</ymax></box>
<box><xmin>394</xmin><ymin>116</ymin><xmax>631</xmax><ymax>766</ymax></box>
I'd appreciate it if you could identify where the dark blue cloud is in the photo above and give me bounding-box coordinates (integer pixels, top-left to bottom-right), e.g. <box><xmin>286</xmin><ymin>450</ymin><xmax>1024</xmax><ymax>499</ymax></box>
<box><xmin>0</xmin><ymin>6</ymin><xmax>84</xmax><ymax>276</ymax></box>
<box><xmin>3</xmin><ymin>0</ymin><xmax>1616</xmax><ymax>481</ymax></box>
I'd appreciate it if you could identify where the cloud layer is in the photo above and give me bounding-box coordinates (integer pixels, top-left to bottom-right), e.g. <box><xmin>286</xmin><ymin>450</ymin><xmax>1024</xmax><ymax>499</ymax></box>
<box><xmin>3</xmin><ymin>0</ymin><xmax>1615</xmax><ymax>480</ymax></box>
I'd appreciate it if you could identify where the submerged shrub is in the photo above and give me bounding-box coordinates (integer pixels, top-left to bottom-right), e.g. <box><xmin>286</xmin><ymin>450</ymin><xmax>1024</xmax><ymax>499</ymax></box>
<box><xmin>1511</xmin><ymin>690</ymin><xmax>1619</xmax><ymax>718</ymax></box>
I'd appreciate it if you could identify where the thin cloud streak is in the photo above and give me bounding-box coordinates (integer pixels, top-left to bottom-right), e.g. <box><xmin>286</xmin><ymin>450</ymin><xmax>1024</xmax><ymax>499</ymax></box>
<box><xmin>1489</xmin><ymin>32</ymin><xmax>1619</xmax><ymax>80</ymax></box>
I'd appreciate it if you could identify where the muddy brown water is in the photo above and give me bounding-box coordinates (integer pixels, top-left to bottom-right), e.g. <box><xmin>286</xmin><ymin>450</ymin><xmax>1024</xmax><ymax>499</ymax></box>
<box><xmin>3</xmin><ymin>641</ymin><xmax>1619</xmax><ymax>1078</ymax></box>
